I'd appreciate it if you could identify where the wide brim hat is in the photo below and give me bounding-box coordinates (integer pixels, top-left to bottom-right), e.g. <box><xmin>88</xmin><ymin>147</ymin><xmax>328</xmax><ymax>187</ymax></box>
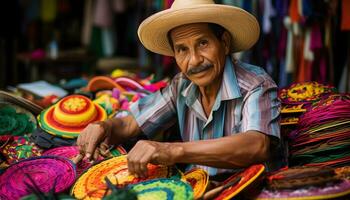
<box><xmin>71</xmin><ymin>155</ymin><xmax>171</xmax><ymax>199</ymax></box>
<box><xmin>38</xmin><ymin>95</ymin><xmax>107</xmax><ymax>138</ymax></box>
<box><xmin>138</xmin><ymin>0</ymin><xmax>260</xmax><ymax>56</ymax></box>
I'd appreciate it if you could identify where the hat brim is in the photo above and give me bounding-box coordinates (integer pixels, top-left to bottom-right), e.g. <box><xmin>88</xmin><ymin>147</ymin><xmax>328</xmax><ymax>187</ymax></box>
<box><xmin>38</xmin><ymin>103</ymin><xmax>107</xmax><ymax>138</ymax></box>
<box><xmin>138</xmin><ymin>4</ymin><xmax>260</xmax><ymax>56</ymax></box>
<box><xmin>86</xmin><ymin>76</ymin><xmax>126</xmax><ymax>92</ymax></box>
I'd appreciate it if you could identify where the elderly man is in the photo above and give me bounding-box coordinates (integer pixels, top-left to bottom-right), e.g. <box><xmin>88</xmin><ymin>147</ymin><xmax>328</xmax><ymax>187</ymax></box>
<box><xmin>77</xmin><ymin>0</ymin><xmax>281</xmax><ymax>177</ymax></box>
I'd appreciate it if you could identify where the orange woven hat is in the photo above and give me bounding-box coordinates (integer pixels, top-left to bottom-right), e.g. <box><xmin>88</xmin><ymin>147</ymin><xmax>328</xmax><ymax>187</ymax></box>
<box><xmin>86</xmin><ymin>76</ymin><xmax>126</xmax><ymax>92</ymax></box>
<box><xmin>38</xmin><ymin>95</ymin><xmax>107</xmax><ymax>138</ymax></box>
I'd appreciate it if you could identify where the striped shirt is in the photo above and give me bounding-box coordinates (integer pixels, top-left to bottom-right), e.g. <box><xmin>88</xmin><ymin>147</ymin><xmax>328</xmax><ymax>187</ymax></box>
<box><xmin>130</xmin><ymin>56</ymin><xmax>281</xmax><ymax>175</ymax></box>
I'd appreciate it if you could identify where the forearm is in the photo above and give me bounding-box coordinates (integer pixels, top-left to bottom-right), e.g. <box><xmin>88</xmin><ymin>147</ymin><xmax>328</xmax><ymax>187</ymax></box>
<box><xmin>172</xmin><ymin>131</ymin><xmax>271</xmax><ymax>168</ymax></box>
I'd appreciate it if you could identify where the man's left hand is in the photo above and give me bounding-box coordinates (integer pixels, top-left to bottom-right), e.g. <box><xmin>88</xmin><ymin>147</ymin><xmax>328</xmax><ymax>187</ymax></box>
<box><xmin>127</xmin><ymin>140</ymin><xmax>183</xmax><ymax>178</ymax></box>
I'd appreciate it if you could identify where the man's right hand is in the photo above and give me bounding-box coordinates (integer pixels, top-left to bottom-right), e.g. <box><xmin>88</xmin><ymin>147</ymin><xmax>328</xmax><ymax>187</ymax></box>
<box><xmin>77</xmin><ymin>121</ymin><xmax>111</xmax><ymax>161</ymax></box>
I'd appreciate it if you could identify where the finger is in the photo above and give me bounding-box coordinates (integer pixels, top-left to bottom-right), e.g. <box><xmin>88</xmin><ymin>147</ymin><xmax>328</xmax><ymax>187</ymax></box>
<box><xmin>138</xmin><ymin>148</ymin><xmax>155</xmax><ymax>178</ymax></box>
<box><xmin>85</xmin><ymin>140</ymin><xmax>97</xmax><ymax>160</ymax></box>
<box><xmin>93</xmin><ymin>148</ymin><xmax>100</xmax><ymax>161</ymax></box>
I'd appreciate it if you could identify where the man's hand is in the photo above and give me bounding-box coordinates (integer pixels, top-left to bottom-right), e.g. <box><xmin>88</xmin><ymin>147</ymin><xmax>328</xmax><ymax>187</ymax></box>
<box><xmin>127</xmin><ymin>140</ymin><xmax>183</xmax><ymax>178</ymax></box>
<box><xmin>77</xmin><ymin>115</ymin><xmax>141</xmax><ymax>161</ymax></box>
<box><xmin>76</xmin><ymin>122</ymin><xmax>111</xmax><ymax>161</ymax></box>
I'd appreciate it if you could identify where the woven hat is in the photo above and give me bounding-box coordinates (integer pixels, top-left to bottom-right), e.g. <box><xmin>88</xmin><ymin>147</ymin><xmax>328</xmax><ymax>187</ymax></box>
<box><xmin>0</xmin><ymin>156</ymin><xmax>76</xmax><ymax>200</ymax></box>
<box><xmin>38</xmin><ymin>95</ymin><xmax>107</xmax><ymax>138</ymax></box>
<box><xmin>86</xmin><ymin>76</ymin><xmax>126</xmax><ymax>92</ymax></box>
<box><xmin>71</xmin><ymin>155</ymin><xmax>171</xmax><ymax>199</ymax></box>
<box><xmin>138</xmin><ymin>0</ymin><xmax>260</xmax><ymax>56</ymax></box>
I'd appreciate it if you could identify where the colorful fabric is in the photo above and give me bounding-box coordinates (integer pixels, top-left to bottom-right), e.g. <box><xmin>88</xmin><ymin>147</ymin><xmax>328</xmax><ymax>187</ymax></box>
<box><xmin>1</xmin><ymin>136</ymin><xmax>42</xmax><ymax>164</ymax></box>
<box><xmin>130</xmin><ymin>57</ymin><xmax>281</xmax><ymax>175</ymax></box>
<box><xmin>0</xmin><ymin>156</ymin><xmax>76</xmax><ymax>200</ymax></box>
<box><xmin>129</xmin><ymin>178</ymin><xmax>193</xmax><ymax>200</ymax></box>
<box><xmin>38</xmin><ymin>95</ymin><xmax>107</xmax><ymax>138</ymax></box>
<box><xmin>71</xmin><ymin>155</ymin><xmax>171</xmax><ymax>200</ymax></box>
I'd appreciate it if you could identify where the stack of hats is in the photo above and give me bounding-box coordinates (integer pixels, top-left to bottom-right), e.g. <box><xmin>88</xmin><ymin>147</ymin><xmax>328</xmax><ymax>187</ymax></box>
<box><xmin>288</xmin><ymin>94</ymin><xmax>350</xmax><ymax>167</ymax></box>
<box><xmin>278</xmin><ymin>82</ymin><xmax>336</xmax><ymax>126</ymax></box>
<box><xmin>85</xmin><ymin>74</ymin><xmax>167</xmax><ymax>117</ymax></box>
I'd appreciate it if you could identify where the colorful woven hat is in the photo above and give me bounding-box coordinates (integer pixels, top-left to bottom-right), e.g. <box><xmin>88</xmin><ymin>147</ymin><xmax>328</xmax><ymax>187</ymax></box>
<box><xmin>71</xmin><ymin>155</ymin><xmax>171</xmax><ymax>200</ymax></box>
<box><xmin>86</xmin><ymin>76</ymin><xmax>126</xmax><ymax>92</ymax></box>
<box><xmin>0</xmin><ymin>103</ymin><xmax>36</xmax><ymax>136</ymax></box>
<box><xmin>278</xmin><ymin>82</ymin><xmax>336</xmax><ymax>105</ymax></box>
<box><xmin>129</xmin><ymin>178</ymin><xmax>194</xmax><ymax>200</ymax></box>
<box><xmin>38</xmin><ymin>95</ymin><xmax>107</xmax><ymax>138</ymax></box>
<box><xmin>43</xmin><ymin>145</ymin><xmax>127</xmax><ymax>176</ymax></box>
<box><xmin>183</xmin><ymin>168</ymin><xmax>208</xmax><ymax>199</ymax></box>
<box><xmin>0</xmin><ymin>156</ymin><xmax>76</xmax><ymax>200</ymax></box>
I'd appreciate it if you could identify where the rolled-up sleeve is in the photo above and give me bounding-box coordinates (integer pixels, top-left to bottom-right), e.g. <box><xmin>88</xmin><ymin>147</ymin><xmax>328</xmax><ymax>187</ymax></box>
<box><xmin>129</xmin><ymin>76</ymin><xmax>179</xmax><ymax>138</ymax></box>
<box><xmin>242</xmin><ymin>79</ymin><xmax>281</xmax><ymax>139</ymax></box>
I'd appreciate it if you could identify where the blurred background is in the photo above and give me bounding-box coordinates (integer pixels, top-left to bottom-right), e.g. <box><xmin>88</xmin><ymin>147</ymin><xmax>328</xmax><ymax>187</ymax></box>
<box><xmin>0</xmin><ymin>0</ymin><xmax>349</xmax><ymax>91</ymax></box>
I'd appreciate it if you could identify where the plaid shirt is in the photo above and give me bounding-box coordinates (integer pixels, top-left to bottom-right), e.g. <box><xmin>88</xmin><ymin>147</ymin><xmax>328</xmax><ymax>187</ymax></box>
<box><xmin>130</xmin><ymin>56</ymin><xmax>281</xmax><ymax>175</ymax></box>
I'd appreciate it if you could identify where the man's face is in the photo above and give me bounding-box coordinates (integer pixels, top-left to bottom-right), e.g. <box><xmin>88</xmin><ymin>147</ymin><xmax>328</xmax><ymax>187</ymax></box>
<box><xmin>170</xmin><ymin>23</ymin><xmax>230</xmax><ymax>87</ymax></box>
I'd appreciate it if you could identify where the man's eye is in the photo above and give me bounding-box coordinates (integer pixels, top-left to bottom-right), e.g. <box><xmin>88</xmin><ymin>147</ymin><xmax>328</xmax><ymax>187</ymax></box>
<box><xmin>177</xmin><ymin>47</ymin><xmax>187</xmax><ymax>53</ymax></box>
<box><xmin>199</xmin><ymin>40</ymin><xmax>208</xmax><ymax>47</ymax></box>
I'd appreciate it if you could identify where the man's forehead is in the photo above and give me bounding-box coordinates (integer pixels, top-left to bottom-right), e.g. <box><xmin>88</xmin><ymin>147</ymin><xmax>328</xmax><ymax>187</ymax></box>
<box><xmin>170</xmin><ymin>23</ymin><xmax>212</xmax><ymax>40</ymax></box>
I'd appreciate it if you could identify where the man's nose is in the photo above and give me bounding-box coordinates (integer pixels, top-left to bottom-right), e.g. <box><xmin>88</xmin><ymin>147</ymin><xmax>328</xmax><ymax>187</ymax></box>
<box><xmin>189</xmin><ymin>50</ymin><xmax>203</xmax><ymax>67</ymax></box>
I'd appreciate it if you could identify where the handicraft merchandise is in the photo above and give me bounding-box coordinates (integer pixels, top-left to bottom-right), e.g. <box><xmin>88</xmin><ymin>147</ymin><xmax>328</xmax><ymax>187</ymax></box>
<box><xmin>38</xmin><ymin>95</ymin><xmax>107</xmax><ymax>138</ymax></box>
<box><xmin>0</xmin><ymin>156</ymin><xmax>76</xmax><ymax>200</ymax></box>
<box><xmin>71</xmin><ymin>155</ymin><xmax>171</xmax><ymax>199</ymax></box>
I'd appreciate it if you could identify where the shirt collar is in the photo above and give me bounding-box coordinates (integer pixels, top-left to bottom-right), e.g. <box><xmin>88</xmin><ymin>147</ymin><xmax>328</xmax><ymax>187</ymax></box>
<box><xmin>181</xmin><ymin>56</ymin><xmax>242</xmax><ymax>107</ymax></box>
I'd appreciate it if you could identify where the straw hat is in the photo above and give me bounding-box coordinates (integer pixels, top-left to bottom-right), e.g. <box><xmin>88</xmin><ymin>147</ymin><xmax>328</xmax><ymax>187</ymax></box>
<box><xmin>38</xmin><ymin>95</ymin><xmax>107</xmax><ymax>138</ymax></box>
<box><xmin>138</xmin><ymin>0</ymin><xmax>260</xmax><ymax>56</ymax></box>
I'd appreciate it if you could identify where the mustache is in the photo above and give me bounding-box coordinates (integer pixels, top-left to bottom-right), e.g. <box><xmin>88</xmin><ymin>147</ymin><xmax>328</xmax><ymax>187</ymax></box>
<box><xmin>186</xmin><ymin>63</ymin><xmax>213</xmax><ymax>76</ymax></box>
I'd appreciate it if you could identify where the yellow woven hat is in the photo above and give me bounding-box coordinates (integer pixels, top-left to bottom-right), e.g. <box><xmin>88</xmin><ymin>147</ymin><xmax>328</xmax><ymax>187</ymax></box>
<box><xmin>138</xmin><ymin>0</ymin><xmax>260</xmax><ymax>56</ymax></box>
<box><xmin>38</xmin><ymin>95</ymin><xmax>107</xmax><ymax>138</ymax></box>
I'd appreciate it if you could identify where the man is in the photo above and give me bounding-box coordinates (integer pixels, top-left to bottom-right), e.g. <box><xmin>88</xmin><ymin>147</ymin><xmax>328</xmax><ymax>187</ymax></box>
<box><xmin>77</xmin><ymin>0</ymin><xmax>281</xmax><ymax>178</ymax></box>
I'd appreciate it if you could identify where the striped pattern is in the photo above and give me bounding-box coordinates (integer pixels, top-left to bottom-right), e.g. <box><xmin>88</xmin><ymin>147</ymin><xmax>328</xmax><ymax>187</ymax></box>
<box><xmin>130</xmin><ymin>57</ymin><xmax>281</xmax><ymax>175</ymax></box>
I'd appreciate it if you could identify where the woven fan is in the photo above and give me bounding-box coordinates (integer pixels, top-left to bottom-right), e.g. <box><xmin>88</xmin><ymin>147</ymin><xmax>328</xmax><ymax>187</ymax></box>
<box><xmin>0</xmin><ymin>156</ymin><xmax>76</xmax><ymax>200</ymax></box>
<box><xmin>71</xmin><ymin>155</ymin><xmax>171</xmax><ymax>200</ymax></box>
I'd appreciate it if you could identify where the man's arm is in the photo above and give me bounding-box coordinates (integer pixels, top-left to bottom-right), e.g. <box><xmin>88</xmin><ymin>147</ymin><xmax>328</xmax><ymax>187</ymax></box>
<box><xmin>127</xmin><ymin>130</ymin><xmax>271</xmax><ymax>177</ymax></box>
<box><xmin>172</xmin><ymin>130</ymin><xmax>270</xmax><ymax>168</ymax></box>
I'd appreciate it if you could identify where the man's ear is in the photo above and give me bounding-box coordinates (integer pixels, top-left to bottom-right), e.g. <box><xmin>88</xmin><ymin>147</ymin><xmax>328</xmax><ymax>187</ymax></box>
<box><xmin>221</xmin><ymin>31</ymin><xmax>232</xmax><ymax>55</ymax></box>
